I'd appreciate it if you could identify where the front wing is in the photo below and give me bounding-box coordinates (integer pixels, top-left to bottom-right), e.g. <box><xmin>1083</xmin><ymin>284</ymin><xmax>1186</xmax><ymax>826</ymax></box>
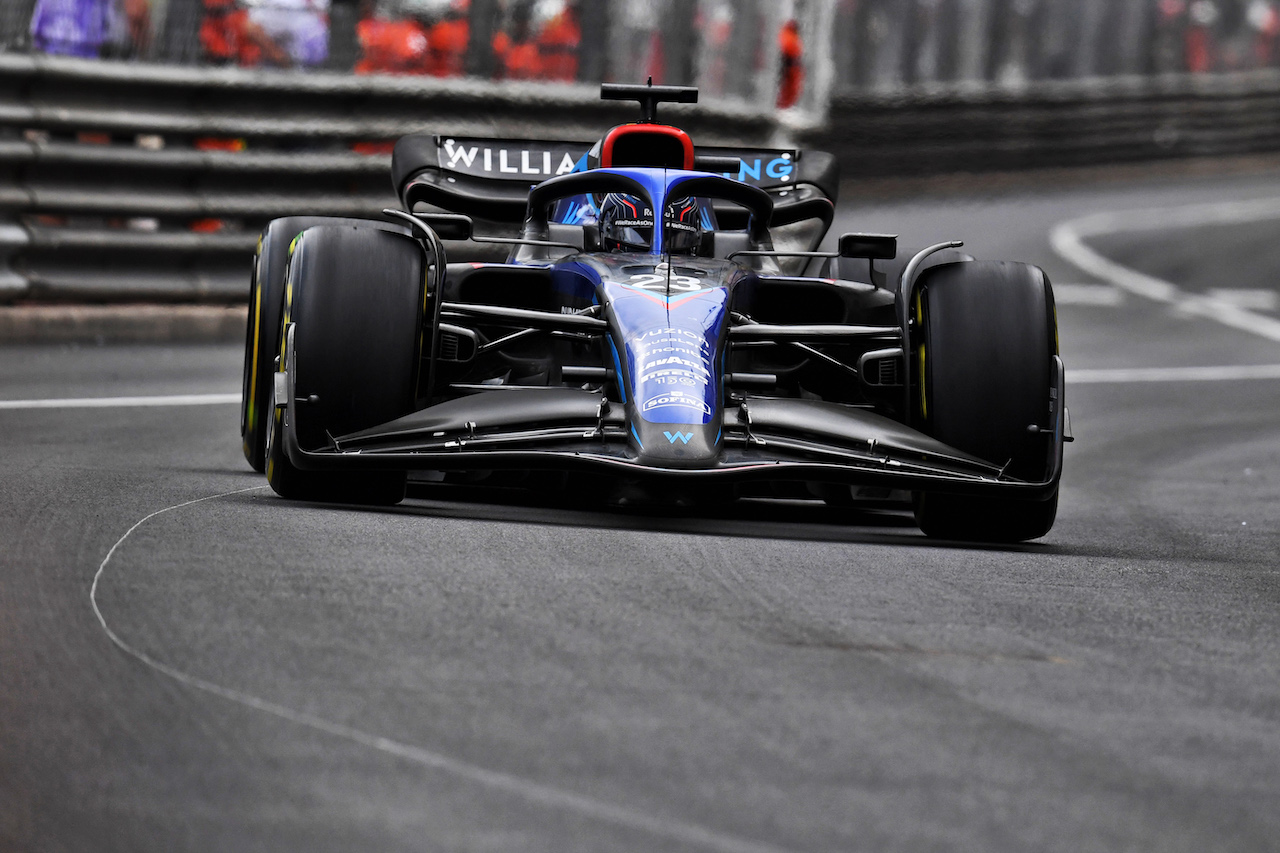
<box><xmin>275</xmin><ymin>326</ymin><xmax>1065</xmax><ymax>500</ymax></box>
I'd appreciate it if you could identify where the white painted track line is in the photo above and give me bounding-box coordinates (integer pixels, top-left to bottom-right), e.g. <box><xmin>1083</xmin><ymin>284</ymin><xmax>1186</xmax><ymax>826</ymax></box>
<box><xmin>1050</xmin><ymin>197</ymin><xmax>1280</xmax><ymax>342</ymax></box>
<box><xmin>91</xmin><ymin>490</ymin><xmax>796</xmax><ymax>853</ymax></box>
<box><xmin>1206</xmin><ymin>288</ymin><xmax>1279</xmax><ymax>311</ymax></box>
<box><xmin>1053</xmin><ymin>283</ymin><xmax>1126</xmax><ymax>306</ymax></box>
<box><xmin>0</xmin><ymin>393</ymin><xmax>240</xmax><ymax>410</ymax></box>
<box><xmin>1068</xmin><ymin>364</ymin><xmax>1280</xmax><ymax>384</ymax></box>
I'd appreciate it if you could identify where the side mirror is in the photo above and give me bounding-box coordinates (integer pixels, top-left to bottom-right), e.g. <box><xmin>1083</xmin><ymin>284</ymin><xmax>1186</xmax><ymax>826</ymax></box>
<box><xmin>839</xmin><ymin>232</ymin><xmax>897</xmax><ymax>260</ymax></box>
<box><xmin>419</xmin><ymin>213</ymin><xmax>473</xmax><ymax>241</ymax></box>
<box><xmin>694</xmin><ymin>154</ymin><xmax>743</xmax><ymax>174</ymax></box>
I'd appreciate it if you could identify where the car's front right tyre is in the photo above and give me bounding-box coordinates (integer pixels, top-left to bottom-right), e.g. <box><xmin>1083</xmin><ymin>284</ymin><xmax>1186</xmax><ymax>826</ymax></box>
<box><xmin>909</xmin><ymin>260</ymin><xmax>1061</xmax><ymax>542</ymax></box>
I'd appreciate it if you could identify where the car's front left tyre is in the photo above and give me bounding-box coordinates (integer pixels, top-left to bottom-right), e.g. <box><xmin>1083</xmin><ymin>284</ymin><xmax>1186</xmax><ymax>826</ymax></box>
<box><xmin>264</xmin><ymin>223</ymin><xmax>426</xmax><ymax>505</ymax></box>
<box><xmin>241</xmin><ymin>216</ymin><xmax>409</xmax><ymax>473</ymax></box>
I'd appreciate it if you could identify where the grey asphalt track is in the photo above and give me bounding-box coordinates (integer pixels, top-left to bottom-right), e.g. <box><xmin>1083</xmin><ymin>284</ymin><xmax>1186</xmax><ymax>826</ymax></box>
<box><xmin>3</xmin><ymin>163</ymin><xmax>1280</xmax><ymax>853</ymax></box>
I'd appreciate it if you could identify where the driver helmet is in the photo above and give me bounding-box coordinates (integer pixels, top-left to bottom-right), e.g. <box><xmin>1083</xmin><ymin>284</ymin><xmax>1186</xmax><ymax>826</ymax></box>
<box><xmin>663</xmin><ymin>196</ymin><xmax>703</xmax><ymax>255</ymax></box>
<box><xmin>598</xmin><ymin>193</ymin><xmax>654</xmax><ymax>252</ymax></box>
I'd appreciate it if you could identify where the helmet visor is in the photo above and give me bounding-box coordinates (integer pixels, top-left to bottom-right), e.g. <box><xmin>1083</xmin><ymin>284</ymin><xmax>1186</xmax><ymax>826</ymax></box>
<box><xmin>663</xmin><ymin>197</ymin><xmax>703</xmax><ymax>253</ymax></box>
<box><xmin>608</xmin><ymin>220</ymin><xmax>653</xmax><ymax>251</ymax></box>
<box><xmin>664</xmin><ymin>219</ymin><xmax>701</xmax><ymax>252</ymax></box>
<box><xmin>599</xmin><ymin>193</ymin><xmax>654</xmax><ymax>252</ymax></box>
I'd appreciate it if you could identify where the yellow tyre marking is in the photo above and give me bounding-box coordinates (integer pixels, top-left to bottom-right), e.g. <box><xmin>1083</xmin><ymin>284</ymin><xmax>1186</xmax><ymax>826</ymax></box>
<box><xmin>914</xmin><ymin>288</ymin><xmax>928</xmax><ymax>421</ymax></box>
<box><xmin>245</xmin><ymin>259</ymin><xmax>264</xmax><ymax>438</ymax></box>
<box><xmin>417</xmin><ymin>261</ymin><xmax>430</xmax><ymax>393</ymax></box>
<box><xmin>280</xmin><ymin>240</ymin><xmax>298</xmax><ymax>364</ymax></box>
<box><xmin>917</xmin><ymin>343</ymin><xmax>928</xmax><ymax>421</ymax></box>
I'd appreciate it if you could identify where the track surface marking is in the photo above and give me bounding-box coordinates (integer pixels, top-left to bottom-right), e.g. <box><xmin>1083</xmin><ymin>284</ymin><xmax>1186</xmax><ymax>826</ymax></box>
<box><xmin>89</xmin><ymin>489</ymin><xmax>795</xmax><ymax>853</ymax></box>
<box><xmin>0</xmin><ymin>393</ymin><xmax>240</xmax><ymax>409</ymax></box>
<box><xmin>1051</xmin><ymin>196</ymin><xmax>1280</xmax><ymax>341</ymax></box>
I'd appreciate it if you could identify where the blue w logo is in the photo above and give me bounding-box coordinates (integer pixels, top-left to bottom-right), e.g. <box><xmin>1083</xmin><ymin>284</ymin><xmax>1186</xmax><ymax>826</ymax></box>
<box><xmin>663</xmin><ymin>431</ymin><xmax>694</xmax><ymax>445</ymax></box>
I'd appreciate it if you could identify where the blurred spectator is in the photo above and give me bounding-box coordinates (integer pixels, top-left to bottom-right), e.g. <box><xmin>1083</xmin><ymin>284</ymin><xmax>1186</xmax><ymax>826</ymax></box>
<box><xmin>536</xmin><ymin>0</ymin><xmax>579</xmax><ymax>82</ymax></box>
<box><xmin>777</xmin><ymin>17</ymin><xmax>803</xmax><ymax>110</ymax></box>
<box><xmin>30</xmin><ymin>0</ymin><xmax>124</xmax><ymax>57</ymax></box>
<box><xmin>353</xmin><ymin>0</ymin><xmax>578</xmax><ymax>83</ymax></box>
<box><xmin>245</xmin><ymin>0</ymin><xmax>331</xmax><ymax>67</ymax></box>
<box><xmin>426</xmin><ymin>0</ymin><xmax>468</xmax><ymax>77</ymax></box>
<box><xmin>1248</xmin><ymin>0</ymin><xmax>1280</xmax><ymax>65</ymax></box>
<box><xmin>121</xmin><ymin>0</ymin><xmax>151</xmax><ymax>56</ymax></box>
<box><xmin>201</xmin><ymin>0</ymin><xmax>329</xmax><ymax>68</ymax></box>
<box><xmin>44</xmin><ymin>0</ymin><xmax>1280</xmax><ymax>98</ymax></box>
<box><xmin>200</xmin><ymin>0</ymin><xmax>247</xmax><ymax>64</ymax></box>
<box><xmin>493</xmin><ymin>2</ymin><xmax>539</xmax><ymax>80</ymax></box>
<box><xmin>28</xmin><ymin>0</ymin><xmax>151</xmax><ymax>59</ymax></box>
<box><xmin>1187</xmin><ymin>0</ymin><xmax>1220</xmax><ymax>71</ymax></box>
<box><xmin>199</xmin><ymin>0</ymin><xmax>298</xmax><ymax>67</ymax></box>
<box><xmin>355</xmin><ymin>0</ymin><xmax>429</xmax><ymax>74</ymax></box>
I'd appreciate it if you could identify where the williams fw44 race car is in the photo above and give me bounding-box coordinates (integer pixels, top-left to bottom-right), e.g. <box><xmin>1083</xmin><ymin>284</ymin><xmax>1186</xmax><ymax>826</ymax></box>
<box><xmin>240</xmin><ymin>83</ymin><xmax>1070</xmax><ymax>542</ymax></box>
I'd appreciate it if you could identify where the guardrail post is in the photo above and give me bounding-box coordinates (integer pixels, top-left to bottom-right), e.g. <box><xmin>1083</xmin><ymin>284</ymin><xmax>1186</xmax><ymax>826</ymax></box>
<box><xmin>157</xmin><ymin>0</ymin><xmax>202</xmax><ymax>64</ymax></box>
<box><xmin>327</xmin><ymin>0</ymin><xmax>362</xmax><ymax>72</ymax></box>
<box><xmin>724</xmin><ymin>1</ymin><xmax>763</xmax><ymax>100</ymax></box>
<box><xmin>577</xmin><ymin>2</ymin><xmax>609</xmax><ymax>85</ymax></box>
<box><xmin>0</xmin><ymin>0</ymin><xmax>36</xmax><ymax>52</ymax></box>
<box><xmin>662</xmin><ymin>0</ymin><xmax>699</xmax><ymax>86</ymax></box>
<box><xmin>0</xmin><ymin>221</ymin><xmax>30</xmax><ymax>302</ymax></box>
<box><xmin>465</xmin><ymin>0</ymin><xmax>500</xmax><ymax>79</ymax></box>
<box><xmin>754</xmin><ymin>0</ymin><xmax>785</xmax><ymax>108</ymax></box>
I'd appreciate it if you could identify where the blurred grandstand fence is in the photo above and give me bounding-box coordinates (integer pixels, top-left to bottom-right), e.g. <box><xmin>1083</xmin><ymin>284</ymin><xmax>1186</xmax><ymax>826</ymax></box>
<box><xmin>806</xmin><ymin>68</ymin><xmax>1280</xmax><ymax>178</ymax></box>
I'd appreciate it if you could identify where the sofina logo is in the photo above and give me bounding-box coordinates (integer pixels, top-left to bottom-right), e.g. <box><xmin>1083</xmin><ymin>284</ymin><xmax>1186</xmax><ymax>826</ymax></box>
<box><xmin>664</xmin><ymin>431</ymin><xmax>694</xmax><ymax>444</ymax></box>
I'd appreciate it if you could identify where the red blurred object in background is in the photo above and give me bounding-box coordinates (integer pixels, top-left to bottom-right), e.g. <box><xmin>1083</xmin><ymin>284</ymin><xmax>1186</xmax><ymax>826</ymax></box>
<box><xmin>777</xmin><ymin>18</ymin><xmax>803</xmax><ymax>109</ymax></box>
<box><xmin>426</xmin><ymin>2</ymin><xmax>469</xmax><ymax>77</ymax></box>
<box><xmin>537</xmin><ymin>3</ymin><xmax>580</xmax><ymax>82</ymax></box>
<box><xmin>200</xmin><ymin>0</ymin><xmax>246</xmax><ymax>62</ymax></box>
<box><xmin>194</xmin><ymin>137</ymin><xmax>246</xmax><ymax>152</ymax></box>
<box><xmin>355</xmin><ymin>16</ymin><xmax>429</xmax><ymax>74</ymax></box>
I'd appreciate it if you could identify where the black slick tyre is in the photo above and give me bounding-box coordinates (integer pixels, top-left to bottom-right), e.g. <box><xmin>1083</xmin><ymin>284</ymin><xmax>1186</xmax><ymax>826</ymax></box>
<box><xmin>264</xmin><ymin>224</ymin><xmax>425</xmax><ymax>505</ymax></box>
<box><xmin>241</xmin><ymin>216</ymin><xmax>407</xmax><ymax>472</ymax></box>
<box><xmin>910</xmin><ymin>260</ymin><xmax>1060</xmax><ymax>542</ymax></box>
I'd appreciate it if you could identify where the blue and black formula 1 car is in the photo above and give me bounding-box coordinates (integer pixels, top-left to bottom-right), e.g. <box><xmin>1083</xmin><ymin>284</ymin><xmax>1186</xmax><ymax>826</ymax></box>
<box><xmin>240</xmin><ymin>83</ymin><xmax>1070</xmax><ymax>542</ymax></box>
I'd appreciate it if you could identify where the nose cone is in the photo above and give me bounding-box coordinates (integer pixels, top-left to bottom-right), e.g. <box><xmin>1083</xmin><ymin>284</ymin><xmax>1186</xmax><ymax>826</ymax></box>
<box><xmin>632</xmin><ymin>420</ymin><xmax>722</xmax><ymax>469</ymax></box>
<box><xmin>587</xmin><ymin>255</ymin><xmax>744</xmax><ymax>470</ymax></box>
<box><xmin>625</xmin><ymin>322</ymin><xmax>724</xmax><ymax>469</ymax></box>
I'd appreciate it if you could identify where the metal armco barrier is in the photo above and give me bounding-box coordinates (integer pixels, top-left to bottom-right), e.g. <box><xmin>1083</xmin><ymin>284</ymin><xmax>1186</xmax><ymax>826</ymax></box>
<box><xmin>4</xmin><ymin>53</ymin><xmax>1280</xmax><ymax>304</ymax></box>
<box><xmin>806</xmin><ymin>71</ymin><xmax>1280</xmax><ymax>177</ymax></box>
<box><xmin>0</xmin><ymin>54</ymin><xmax>777</xmax><ymax>303</ymax></box>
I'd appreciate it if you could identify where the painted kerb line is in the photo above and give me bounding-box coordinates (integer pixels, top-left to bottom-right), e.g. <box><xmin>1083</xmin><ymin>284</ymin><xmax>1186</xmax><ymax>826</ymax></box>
<box><xmin>1050</xmin><ymin>197</ymin><xmax>1280</xmax><ymax>343</ymax></box>
<box><xmin>1068</xmin><ymin>364</ymin><xmax>1280</xmax><ymax>384</ymax></box>
<box><xmin>0</xmin><ymin>393</ymin><xmax>240</xmax><ymax>410</ymax></box>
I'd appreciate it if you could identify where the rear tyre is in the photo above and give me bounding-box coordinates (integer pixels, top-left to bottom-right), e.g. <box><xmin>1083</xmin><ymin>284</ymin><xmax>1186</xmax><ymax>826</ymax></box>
<box><xmin>910</xmin><ymin>260</ymin><xmax>1060</xmax><ymax>542</ymax></box>
<box><xmin>241</xmin><ymin>216</ymin><xmax>407</xmax><ymax>472</ymax></box>
<box><xmin>264</xmin><ymin>224</ymin><xmax>425</xmax><ymax>505</ymax></box>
